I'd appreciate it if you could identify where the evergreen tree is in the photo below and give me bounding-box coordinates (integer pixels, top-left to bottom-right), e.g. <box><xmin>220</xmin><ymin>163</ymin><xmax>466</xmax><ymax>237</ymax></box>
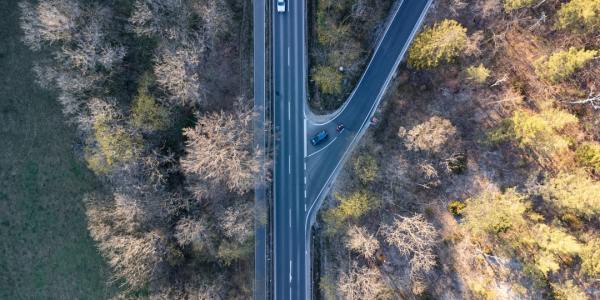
<box><xmin>535</xmin><ymin>47</ymin><xmax>598</xmax><ymax>82</ymax></box>
<box><xmin>556</xmin><ymin>0</ymin><xmax>600</xmax><ymax>32</ymax></box>
<box><xmin>504</xmin><ymin>0</ymin><xmax>536</xmax><ymax>11</ymax></box>
<box><xmin>408</xmin><ymin>19</ymin><xmax>467</xmax><ymax>69</ymax></box>
<box><xmin>538</xmin><ymin>171</ymin><xmax>600</xmax><ymax>219</ymax></box>
<box><xmin>465</xmin><ymin>64</ymin><xmax>490</xmax><ymax>84</ymax></box>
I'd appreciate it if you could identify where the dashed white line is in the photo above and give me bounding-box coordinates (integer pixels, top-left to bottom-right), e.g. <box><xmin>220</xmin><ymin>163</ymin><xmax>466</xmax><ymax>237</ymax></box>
<box><xmin>288</xmin><ymin>155</ymin><xmax>291</xmax><ymax>174</ymax></box>
<box><xmin>289</xmin><ymin>260</ymin><xmax>292</xmax><ymax>283</ymax></box>
<box><xmin>289</xmin><ymin>209</ymin><xmax>291</xmax><ymax>228</ymax></box>
<box><xmin>304</xmin><ymin>176</ymin><xmax>306</xmax><ymax>184</ymax></box>
<box><xmin>304</xmin><ymin>190</ymin><xmax>307</xmax><ymax>198</ymax></box>
<box><xmin>287</xmin><ymin>47</ymin><xmax>290</xmax><ymax>66</ymax></box>
<box><xmin>288</xmin><ymin>101</ymin><xmax>291</xmax><ymax>121</ymax></box>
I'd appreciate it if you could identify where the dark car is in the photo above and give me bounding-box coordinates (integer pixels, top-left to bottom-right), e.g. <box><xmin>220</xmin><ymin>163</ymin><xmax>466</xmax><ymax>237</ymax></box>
<box><xmin>310</xmin><ymin>130</ymin><xmax>328</xmax><ymax>146</ymax></box>
<box><xmin>336</xmin><ymin>123</ymin><xmax>345</xmax><ymax>133</ymax></box>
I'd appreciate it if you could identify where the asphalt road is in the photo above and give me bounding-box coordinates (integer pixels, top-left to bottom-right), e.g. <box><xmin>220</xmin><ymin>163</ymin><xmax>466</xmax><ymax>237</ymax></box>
<box><xmin>270</xmin><ymin>0</ymin><xmax>432</xmax><ymax>299</ymax></box>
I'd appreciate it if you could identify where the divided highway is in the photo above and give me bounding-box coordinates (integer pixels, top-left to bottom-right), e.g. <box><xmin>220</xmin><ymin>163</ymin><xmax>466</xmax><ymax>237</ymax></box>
<box><xmin>266</xmin><ymin>0</ymin><xmax>433</xmax><ymax>298</ymax></box>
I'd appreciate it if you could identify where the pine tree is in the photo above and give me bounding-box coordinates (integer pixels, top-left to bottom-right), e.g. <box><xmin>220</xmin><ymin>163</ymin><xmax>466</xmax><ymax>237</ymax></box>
<box><xmin>556</xmin><ymin>0</ymin><xmax>600</xmax><ymax>32</ymax></box>
<box><xmin>535</xmin><ymin>47</ymin><xmax>598</xmax><ymax>82</ymax></box>
<box><xmin>408</xmin><ymin>19</ymin><xmax>467</xmax><ymax>69</ymax></box>
<box><xmin>538</xmin><ymin>171</ymin><xmax>600</xmax><ymax>218</ymax></box>
<box><xmin>465</xmin><ymin>64</ymin><xmax>490</xmax><ymax>84</ymax></box>
<box><xmin>504</xmin><ymin>0</ymin><xmax>536</xmax><ymax>11</ymax></box>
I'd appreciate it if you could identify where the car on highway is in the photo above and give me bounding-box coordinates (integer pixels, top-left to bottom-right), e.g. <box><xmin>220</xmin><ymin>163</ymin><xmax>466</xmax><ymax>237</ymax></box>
<box><xmin>276</xmin><ymin>0</ymin><xmax>285</xmax><ymax>12</ymax></box>
<box><xmin>336</xmin><ymin>123</ymin><xmax>345</xmax><ymax>133</ymax></box>
<box><xmin>310</xmin><ymin>130</ymin><xmax>328</xmax><ymax>146</ymax></box>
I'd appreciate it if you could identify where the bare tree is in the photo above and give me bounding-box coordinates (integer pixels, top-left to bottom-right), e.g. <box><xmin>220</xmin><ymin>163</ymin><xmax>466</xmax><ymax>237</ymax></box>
<box><xmin>181</xmin><ymin>101</ymin><xmax>259</xmax><ymax>195</ymax></box>
<box><xmin>337</xmin><ymin>263</ymin><xmax>393</xmax><ymax>300</ymax></box>
<box><xmin>85</xmin><ymin>193</ymin><xmax>165</xmax><ymax>290</ymax></box>
<box><xmin>381</xmin><ymin>214</ymin><xmax>438</xmax><ymax>279</ymax></box>
<box><xmin>154</xmin><ymin>45</ymin><xmax>204</xmax><ymax>106</ymax></box>
<box><xmin>19</xmin><ymin>0</ymin><xmax>81</xmax><ymax>50</ymax></box>
<box><xmin>346</xmin><ymin>225</ymin><xmax>380</xmax><ymax>259</ymax></box>
<box><xmin>175</xmin><ymin>217</ymin><xmax>214</xmax><ymax>255</ymax></box>
<box><xmin>220</xmin><ymin>203</ymin><xmax>253</xmax><ymax>242</ymax></box>
<box><xmin>398</xmin><ymin>116</ymin><xmax>457</xmax><ymax>153</ymax></box>
<box><xmin>193</xmin><ymin>0</ymin><xmax>233</xmax><ymax>44</ymax></box>
<box><xmin>129</xmin><ymin>0</ymin><xmax>192</xmax><ymax>41</ymax></box>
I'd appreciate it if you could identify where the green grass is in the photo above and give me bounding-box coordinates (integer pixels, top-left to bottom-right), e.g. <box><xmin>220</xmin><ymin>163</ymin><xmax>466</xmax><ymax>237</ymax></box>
<box><xmin>0</xmin><ymin>1</ymin><xmax>115</xmax><ymax>298</ymax></box>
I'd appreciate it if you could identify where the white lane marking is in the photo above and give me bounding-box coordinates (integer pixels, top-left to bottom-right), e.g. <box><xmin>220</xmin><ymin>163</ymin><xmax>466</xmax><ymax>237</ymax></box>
<box><xmin>304</xmin><ymin>190</ymin><xmax>307</xmax><ymax>198</ymax></box>
<box><xmin>289</xmin><ymin>209</ymin><xmax>291</xmax><ymax>228</ymax></box>
<box><xmin>288</xmin><ymin>101</ymin><xmax>291</xmax><ymax>121</ymax></box>
<box><xmin>303</xmin><ymin>0</ymin><xmax>433</xmax><ymax>250</ymax></box>
<box><xmin>304</xmin><ymin>203</ymin><xmax>306</xmax><ymax>212</ymax></box>
<box><xmin>287</xmin><ymin>47</ymin><xmax>290</xmax><ymax>66</ymax></box>
<box><xmin>304</xmin><ymin>176</ymin><xmax>306</xmax><ymax>184</ymax></box>
<box><xmin>306</xmin><ymin>135</ymin><xmax>339</xmax><ymax>158</ymax></box>
<box><xmin>288</xmin><ymin>155</ymin><xmax>291</xmax><ymax>174</ymax></box>
<box><xmin>289</xmin><ymin>260</ymin><xmax>292</xmax><ymax>283</ymax></box>
<box><xmin>306</xmin><ymin>0</ymin><xmax>408</xmax><ymax>126</ymax></box>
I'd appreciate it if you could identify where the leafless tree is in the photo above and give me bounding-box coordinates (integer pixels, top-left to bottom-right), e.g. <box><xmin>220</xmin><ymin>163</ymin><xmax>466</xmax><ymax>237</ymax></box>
<box><xmin>19</xmin><ymin>0</ymin><xmax>81</xmax><ymax>50</ymax></box>
<box><xmin>220</xmin><ymin>203</ymin><xmax>253</xmax><ymax>242</ymax></box>
<box><xmin>154</xmin><ymin>45</ymin><xmax>204</xmax><ymax>106</ymax></box>
<box><xmin>337</xmin><ymin>263</ymin><xmax>393</xmax><ymax>300</ymax></box>
<box><xmin>129</xmin><ymin>0</ymin><xmax>193</xmax><ymax>41</ymax></box>
<box><xmin>346</xmin><ymin>225</ymin><xmax>380</xmax><ymax>259</ymax></box>
<box><xmin>181</xmin><ymin>100</ymin><xmax>260</xmax><ymax>195</ymax></box>
<box><xmin>193</xmin><ymin>0</ymin><xmax>233</xmax><ymax>44</ymax></box>
<box><xmin>398</xmin><ymin>116</ymin><xmax>457</xmax><ymax>154</ymax></box>
<box><xmin>381</xmin><ymin>214</ymin><xmax>438</xmax><ymax>279</ymax></box>
<box><xmin>175</xmin><ymin>217</ymin><xmax>215</xmax><ymax>255</ymax></box>
<box><xmin>85</xmin><ymin>193</ymin><xmax>165</xmax><ymax>290</ymax></box>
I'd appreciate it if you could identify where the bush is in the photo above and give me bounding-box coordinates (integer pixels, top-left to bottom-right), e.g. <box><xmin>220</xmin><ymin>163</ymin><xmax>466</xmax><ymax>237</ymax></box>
<box><xmin>581</xmin><ymin>238</ymin><xmax>600</xmax><ymax>276</ymax></box>
<box><xmin>535</xmin><ymin>47</ymin><xmax>598</xmax><ymax>82</ymax></box>
<box><xmin>488</xmin><ymin>108</ymin><xmax>578</xmax><ymax>158</ymax></box>
<box><xmin>551</xmin><ymin>280</ymin><xmax>588</xmax><ymax>300</ymax></box>
<box><xmin>462</xmin><ymin>188</ymin><xmax>529</xmax><ymax>238</ymax></box>
<box><xmin>465</xmin><ymin>64</ymin><xmax>490</xmax><ymax>84</ymax></box>
<box><xmin>132</xmin><ymin>74</ymin><xmax>169</xmax><ymax>131</ymax></box>
<box><xmin>353</xmin><ymin>154</ymin><xmax>378</xmax><ymax>184</ymax></box>
<box><xmin>408</xmin><ymin>20</ymin><xmax>467</xmax><ymax>69</ymax></box>
<box><xmin>575</xmin><ymin>142</ymin><xmax>600</xmax><ymax>172</ymax></box>
<box><xmin>313</xmin><ymin>65</ymin><xmax>342</xmax><ymax>95</ymax></box>
<box><xmin>556</xmin><ymin>0</ymin><xmax>600</xmax><ymax>32</ymax></box>
<box><xmin>448</xmin><ymin>200</ymin><xmax>466</xmax><ymax>216</ymax></box>
<box><xmin>538</xmin><ymin>171</ymin><xmax>600</xmax><ymax>219</ymax></box>
<box><xmin>503</xmin><ymin>0</ymin><xmax>536</xmax><ymax>11</ymax></box>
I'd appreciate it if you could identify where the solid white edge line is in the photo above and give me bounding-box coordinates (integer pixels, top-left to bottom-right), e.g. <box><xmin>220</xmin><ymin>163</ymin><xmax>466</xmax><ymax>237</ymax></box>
<box><xmin>303</xmin><ymin>2</ymin><xmax>433</xmax><ymax>297</ymax></box>
<box><xmin>306</xmin><ymin>0</ymin><xmax>406</xmax><ymax>126</ymax></box>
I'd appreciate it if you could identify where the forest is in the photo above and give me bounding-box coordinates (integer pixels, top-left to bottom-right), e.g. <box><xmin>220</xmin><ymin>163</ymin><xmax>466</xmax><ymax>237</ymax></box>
<box><xmin>315</xmin><ymin>0</ymin><xmax>600</xmax><ymax>299</ymax></box>
<box><xmin>17</xmin><ymin>0</ymin><xmax>258</xmax><ymax>298</ymax></box>
<box><xmin>7</xmin><ymin>0</ymin><xmax>600</xmax><ymax>299</ymax></box>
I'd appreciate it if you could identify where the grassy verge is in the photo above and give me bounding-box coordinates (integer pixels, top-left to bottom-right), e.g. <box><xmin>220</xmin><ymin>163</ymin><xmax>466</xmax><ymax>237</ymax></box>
<box><xmin>0</xmin><ymin>1</ymin><xmax>115</xmax><ymax>298</ymax></box>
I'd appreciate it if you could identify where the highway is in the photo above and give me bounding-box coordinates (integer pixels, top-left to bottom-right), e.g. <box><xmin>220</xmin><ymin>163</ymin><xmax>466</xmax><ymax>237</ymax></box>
<box><xmin>269</xmin><ymin>0</ymin><xmax>432</xmax><ymax>299</ymax></box>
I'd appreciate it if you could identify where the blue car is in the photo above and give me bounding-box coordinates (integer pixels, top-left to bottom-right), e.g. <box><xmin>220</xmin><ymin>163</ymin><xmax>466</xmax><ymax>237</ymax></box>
<box><xmin>310</xmin><ymin>130</ymin><xmax>328</xmax><ymax>146</ymax></box>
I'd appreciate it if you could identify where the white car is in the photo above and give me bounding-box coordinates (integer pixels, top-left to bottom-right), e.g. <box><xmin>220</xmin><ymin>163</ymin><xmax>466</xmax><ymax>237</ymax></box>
<box><xmin>277</xmin><ymin>0</ymin><xmax>286</xmax><ymax>12</ymax></box>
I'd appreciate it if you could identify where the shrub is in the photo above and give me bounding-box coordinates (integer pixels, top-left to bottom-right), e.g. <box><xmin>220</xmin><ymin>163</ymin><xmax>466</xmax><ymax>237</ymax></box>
<box><xmin>353</xmin><ymin>154</ymin><xmax>378</xmax><ymax>184</ymax></box>
<box><xmin>581</xmin><ymin>238</ymin><xmax>600</xmax><ymax>276</ymax></box>
<box><xmin>465</xmin><ymin>64</ymin><xmax>490</xmax><ymax>84</ymax></box>
<box><xmin>556</xmin><ymin>0</ymin><xmax>600</xmax><ymax>32</ymax></box>
<box><xmin>575</xmin><ymin>142</ymin><xmax>600</xmax><ymax>172</ymax></box>
<box><xmin>551</xmin><ymin>280</ymin><xmax>588</xmax><ymax>300</ymax></box>
<box><xmin>462</xmin><ymin>188</ymin><xmax>529</xmax><ymax>238</ymax></box>
<box><xmin>131</xmin><ymin>74</ymin><xmax>169</xmax><ymax>131</ymax></box>
<box><xmin>408</xmin><ymin>20</ymin><xmax>467</xmax><ymax>69</ymax></box>
<box><xmin>503</xmin><ymin>0</ymin><xmax>536</xmax><ymax>11</ymax></box>
<box><xmin>313</xmin><ymin>65</ymin><xmax>342</xmax><ymax>95</ymax></box>
<box><xmin>538</xmin><ymin>171</ymin><xmax>600</xmax><ymax>218</ymax></box>
<box><xmin>448</xmin><ymin>200</ymin><xmax>466</xmax><ymax>216</ymax></box>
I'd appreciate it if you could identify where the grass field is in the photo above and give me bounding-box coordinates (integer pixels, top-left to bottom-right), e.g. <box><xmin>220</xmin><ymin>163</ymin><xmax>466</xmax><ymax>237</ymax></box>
<box><xmin>0</xmin><ymin>1</ymin><xmax>115</xmax><ymax>298</ymax></box>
